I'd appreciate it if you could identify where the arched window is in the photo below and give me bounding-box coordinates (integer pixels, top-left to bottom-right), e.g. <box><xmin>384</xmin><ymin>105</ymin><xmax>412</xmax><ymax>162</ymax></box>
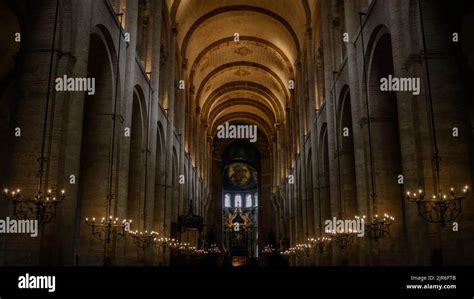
<box><xmin>235</xmin><ymin>194</ymin><xmax>242</xmax><ymax>208</ymax></box>
<box><xmin>254</xmin><ymin>193</ymin><xmax>258</xmax><ymax>207</ymax></box>
<box><xmin>224</xmin><ymin>194</ymin><xmax>231</xmax><ymax>208</ymax></box>
<box><xmin>245</xmin><ymin>194</ymin><xmax>252</xmax><ymax>207</ymax></box>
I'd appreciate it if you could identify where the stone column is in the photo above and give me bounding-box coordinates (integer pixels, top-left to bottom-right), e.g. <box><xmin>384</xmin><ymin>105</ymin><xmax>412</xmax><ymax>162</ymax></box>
<box><xmin>163</xmin><ymin>25</ymin><xmax>177</xmax><ymax>265</ymax></box>
<box><xmin>343</xmin><ymin>0</ymin><xmax>370</xmax><ymax>266</ymax></box>
<box><xmin>1</xmin><ymin>0</ymin><xmax>74</xmax><ymax>266</ymax></box>
<box><xmin>146</xmin><ymin>0</ymin><xmax>163</xmax><ymax>266</ymax></box>
<box><xmin>50</xmin><ymin>0</ymin><xmax>94</xmax><ymax>267</ymax></box>
<box><xmin>116</xmin><ymin>0</ymin><xmax>139</xmax><ymax>266</ymax></box>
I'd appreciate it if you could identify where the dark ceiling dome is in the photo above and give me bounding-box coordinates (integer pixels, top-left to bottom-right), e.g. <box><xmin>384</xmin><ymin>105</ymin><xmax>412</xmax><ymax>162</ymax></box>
<box><xmin>221</xmin><ymin>140</ymin><xmax>261</xmax><ymax>170</ymax></box>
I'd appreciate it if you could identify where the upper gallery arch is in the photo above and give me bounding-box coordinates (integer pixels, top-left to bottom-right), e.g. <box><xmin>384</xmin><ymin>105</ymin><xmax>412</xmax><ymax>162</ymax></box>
<box><xmin>172</xmin><ymin>1</ymin><xmax>312</xmax><ymax>64</ymax></box>
<box><xmin>189</xmin><ymin>36</ymin><xmax>294</xmax><ymax>93</ymax></box>
<box><xmin>195</xmin><ymin>61</ymin><xmax>289</xmax><ymax>109</ymax></box>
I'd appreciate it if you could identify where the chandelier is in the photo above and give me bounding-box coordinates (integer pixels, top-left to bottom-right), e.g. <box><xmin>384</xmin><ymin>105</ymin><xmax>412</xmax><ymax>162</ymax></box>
<box><xmin>179</xmin><ymin>243</ymin><xmax>221</xmax><ymax>256</ymax></box>
<box><xmin>129</xmin><ymin>230</ymin><xmax>159</xmax><ymax>250</ymax></box>
<box><xmin>262</xmin><ymin>244</ymin><xmax>276</xmax><ymax>255</ymax></box>
<box><xmin>3</xmin><ymin>188</ymin><xmax>65</xmax><ymax>224</ymax></box>
<box><xmin>177</xmin><ymin>242</ymin><xmax>195</xmax><ymax>254</ymax></box>
<box><xmin>296</xmin><ymin>243</ymin><xmax>312</xmax><ymax>257</ymax></box>
<box><xmin>280</xmin><ymin>248</ymin><xmax>295</xmax><ymax>257</ymax></box>
<box><xmin>207</xmin><ymin>243</ymin><xmax>221</xmax><ymax>255</ymax></box>
<box><xmin>193</xmin><ymin>248</ymin><xmax>209</xmax><ymax>255</ymax></box>
<box><xmin>154</xmin><ymin>236</ymin><xmax>179</xmax><ymax>250</ymax></box>
<box><xmin>328</xmin><ymin>230</ymin><xmax>355</xmax><ymax>249</ymax></box>
<box><xmin>406</xmin><ymin>187</ymin><xmax>468</xmax><ymax>227</ymax></box>
<box><xmin>356</xmin><ymin>214</ymin><xmax>394</xmax><ymax>242</ymax></box>
<box><xmin>307</xmin><ymin>236</ymin><xmax>332</xmax><ymax>254</ymax></box>
<box><xmin>85</xmin><ymin>216</ymin><xmax>132</xmax><ymax>244</ymax></box>
<box><xmin>282</xmin><ymin>242</ymin><xmax>312</xmax><ymax>257</ymax></box>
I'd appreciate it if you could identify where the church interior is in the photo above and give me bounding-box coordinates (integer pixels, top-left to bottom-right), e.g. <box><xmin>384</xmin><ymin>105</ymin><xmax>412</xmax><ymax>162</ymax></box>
<box><xmin>0</xmin><ymin>0</ymin><xmax>474</xmax><ymax>267</ymax></box>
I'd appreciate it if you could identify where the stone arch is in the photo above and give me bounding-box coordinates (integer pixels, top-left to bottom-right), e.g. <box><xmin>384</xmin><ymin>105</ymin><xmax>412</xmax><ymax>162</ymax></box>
<box><xmin>296</xmin><ymin>163</ymin><xmax>304</xmax><ymax>243</ymax></box>
<box><xmin>337</xmin><ymin>86</ymin><xmax>357</xmax><ymax>218</ymax></box>
<box><xmin>365</xmin><ymin>26</ymin><xmax>404</xmax><ymax>264</ymax></box>
<box><xmin>154</xmin><ymin>120</ymin><xmax>165</xmax><ymax>233</ymax></box>
<box><xmin>318</xmin><ymin>123</ymin><xmax>332</xmax><ymax>265</ymax></box>
<box><xmin>201</xmin><ymin>81</ymin><xmax>285</xmax><ymax>123</ymax></box>
<box><xmin>77</xmin><ymin>27</ymin><xmax>118</xmax><ymax>266</ymax></box>
<box><xmin>183</xmin><ymin>164</ymin><xmax>188</xmax><ymax>215</ymax></box>
<box><xmin>90</xmin><ymin>25</ymin><xmax>119</xmax><ymax>75</ymax></box>
<box><xmin>301</xmin><ymin>0</ymin><xmax>312</xmax><ymax>25</ymax></box>
<box><xmin>189</xmin><ymin>36</ymin><xmax>294</xmax><ymax>83</ymax></box>
<box><xmin>180</xmin><ymin>5</ymin><xmax>302</xmax><ymax>61</ymax></box>
<box><xmin>210</xmin><ymin>112</ymin><xmax>274</xmax><ymax>142</ymax></box>
<box><xmin>195</xmin><ymin>61</ymin><xmax>290</xmax><ymax>106</ymax></box>
<box><xmin>127</xmin><ymin>87</ymin><xmax>147</xmax><ymax>228</ymax></box>
<box><xmin>306</xmin><ymin>150</ymin><xmax>315</xmax><ymax>240</ymax></box>
<box><xmin>170</xmin><ymin>146</ymin><xmax>179</xmax><ymax>238</ymax></box>
<box><xmin>319</xmin><ymin>124</ymin><xmax>331</xmax><ymax>225</ymax></box>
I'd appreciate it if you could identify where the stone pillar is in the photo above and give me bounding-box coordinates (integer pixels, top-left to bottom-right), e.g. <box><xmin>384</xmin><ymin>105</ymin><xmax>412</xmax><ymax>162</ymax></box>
<box><xmin>145</xmin><ymin>0</ymin><xmax>164</xmax><ymax>266</ymax></box>
<box><xmin>51</xmin><ymin>0</ymin><xmax>93</xmax><ymax>267</ymax></box>
<box><xmin>2</xmin><ymin>0</ymin><xmax>72</xmax><ymax>266</ymax></box>
<box><xmin>343</xmin><ymin>0</ymin><xmax>370</xmax><ymax>266</ymax></box>
<box><xmin>163</xmin><ymin>25</ymin><xmax>177</xmax><ymax>265</ymax></box>
<box><xmin>117</xmin><ymin>0</ymin><xmax>139</xmax><ymax>266</ymax></box>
